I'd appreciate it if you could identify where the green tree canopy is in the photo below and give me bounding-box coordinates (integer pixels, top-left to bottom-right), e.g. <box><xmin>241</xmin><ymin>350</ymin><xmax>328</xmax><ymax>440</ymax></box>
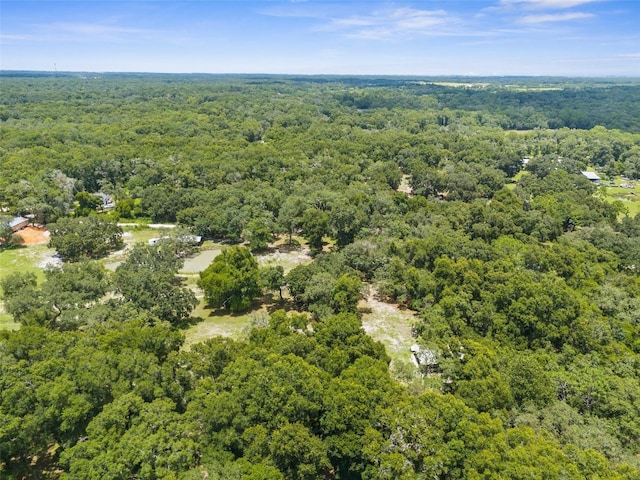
<box><xmin>199</xmin><ymin>246</ymin><xmax>260</xmax><ymax>312</ymax></box>
<box><xmin>48</xmin><ymin>216</ymin><xmax>123</xmax><ymax>262</ymax></box>
<box><xmin>114</xmin><ymin>242</ymin><xmax>197</xmax><ymax>324</ymax></box>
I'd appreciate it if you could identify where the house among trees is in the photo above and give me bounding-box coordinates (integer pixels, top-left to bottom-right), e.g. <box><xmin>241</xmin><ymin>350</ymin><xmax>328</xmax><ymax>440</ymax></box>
<box><xmin>410</xmin><ymin>344</ymin><xmax>440</xmax><ymax>373</ymax></box>
<box><xmin>96</xmin><ymin>192</ymin><xmax>115</xmax><ymax>209</ymax></box>
<box><xmin>581</xmin><ymin>171</ymin><xmax>601</xmax><ymax>184</ymax></box>
<box><xmin>8</xmin><ymin>216</ymin><xmax>29</xmax><ymax>232</ymax></box>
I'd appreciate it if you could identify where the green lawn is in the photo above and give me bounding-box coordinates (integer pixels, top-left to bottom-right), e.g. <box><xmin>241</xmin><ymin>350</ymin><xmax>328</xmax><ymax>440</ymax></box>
<box><xmin>600</xmin><ymin>181</ymin><xmax>640</xmax><ymax>218</ymax></box>
<box><xmin>0</xmin><ymin>244</ymin><xmax>55</xmax><ymax>285</ymax></box>
<box><xmin>182</xmin><ymin>302</ymin><xmax>262</xmax><ymax>349</ymax></box>
<box><xmin>181</xmin><ymin>241</ymin><xmax>311</xmax><ymax>348</ymax></box>
<box><xmin>0</xmin><ymin>244</ymin><xmax>56</xmax><ymax>331</ymax></box>
<box><xmin>0</xmin><ymin>312</ymin><xmax>20</xmax><ymax>331</ymax></box>
<box><xmin>123</xmin><ymin>226</ymin><xmax>173</xmax><ymax>243</ymax></box>
<box><xmin>182</xmin><ymin>294</ymin><xmax>286</xmax><ymax>350</ymax></box>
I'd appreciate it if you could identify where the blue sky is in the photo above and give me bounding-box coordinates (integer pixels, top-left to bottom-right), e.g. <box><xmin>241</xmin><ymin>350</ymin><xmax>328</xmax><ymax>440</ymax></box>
<box><xmin>1</xmin><ymin>0</ymin><xmax>639</xmax><ymax>76</ymax></box>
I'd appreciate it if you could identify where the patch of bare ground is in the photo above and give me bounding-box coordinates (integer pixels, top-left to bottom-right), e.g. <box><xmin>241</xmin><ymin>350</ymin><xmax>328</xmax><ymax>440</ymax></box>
<box><xmin>360</xmin><ymin>290</ymin><xmax>421</xmax><ymax>380</ymax></box>
<box><xmin>397</xmin><ymin>174</ymin><xmax>413</xmax><ymax>195</ymax></box>
<box><xmin>257</xmin><ymin>246</ymin><xmax>312</xmax><ymax>273</ymax></box>
<box><xmin>183</xmin><ymin>293</ymin><xmax>291</xmax><ymax>350</ymax></box>
<box><xmin>180</xmin><ymin>248</ymin><xmax>222</xmax><ymax>274</ymax></box>
<box><xmin>16</xmin><ymin>226</ymin><xmax>50</xmax><ymax>245</ymax></box>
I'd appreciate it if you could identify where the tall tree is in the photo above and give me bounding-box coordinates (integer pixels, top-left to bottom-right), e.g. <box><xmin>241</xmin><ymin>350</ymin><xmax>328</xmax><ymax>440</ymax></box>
<box><xmin>302</xmin><ymin>208</ymin><xmax>329</xmax><ymax>256</ymax></box>
<box><xmin>199</xmin><ymin>246</ymin><xmax>260</xmax><ymax>312</ymax></box>
<box><xmin>114</xmin><ymin>242</ymin><xmax>197</xmax><ymax>324</ymax></box>
<box><xmin>48</xmin><ymin>216</ymin><xmax>123</xmax><ymax>262</ymax></box>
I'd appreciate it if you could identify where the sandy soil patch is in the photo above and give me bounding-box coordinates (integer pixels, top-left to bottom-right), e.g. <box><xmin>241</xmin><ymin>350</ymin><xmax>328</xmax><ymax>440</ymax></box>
<box><xmin>397</xmin><ymin>174</ymin><xmax>413</xmax><ymax>195</ymax></box>
<box><xmin>39</xmin><ymin>254</ymin><xmax>62</xmax><ymax>269</ymax></box>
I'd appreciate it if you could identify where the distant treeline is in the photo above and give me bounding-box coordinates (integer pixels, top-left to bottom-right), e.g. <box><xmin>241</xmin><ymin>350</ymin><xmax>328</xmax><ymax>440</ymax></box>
<box><xmin>2</xmin><ymin>71</ymin><xmax>640</xmax><ymax>131</ymax></box>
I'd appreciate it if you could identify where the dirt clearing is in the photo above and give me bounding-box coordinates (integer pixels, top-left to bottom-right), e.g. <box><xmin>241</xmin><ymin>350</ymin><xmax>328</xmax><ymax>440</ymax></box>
<box><xmin>360</xmin><ymin>292</ymin><xmax>418</xmax><ymax>365</ymax></box>
<box><xmin>16</xmin><ymin>226</ymin><xmax>49</xmax><ymax>245</ymax></box>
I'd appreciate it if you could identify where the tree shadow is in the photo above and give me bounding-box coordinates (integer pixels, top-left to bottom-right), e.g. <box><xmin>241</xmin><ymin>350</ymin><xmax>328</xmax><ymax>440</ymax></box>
<box><xmin>182</xmin><ymin>293</ymin><xmax>298</xmax><ymax>331</ymax></box>
<box><xmin>266</xmin><ymin>298</ymin><xmax>297</xmax><ymax>315</ymax></box>
<box><xmin>0</xmin><ymin>244</ymin><xmax>28</xmax><ymax>251</ymax></box>
<box><xmin>272</xmin><ymin>241</ymin><xmax>302</xmax><ymax>252</ymax></box>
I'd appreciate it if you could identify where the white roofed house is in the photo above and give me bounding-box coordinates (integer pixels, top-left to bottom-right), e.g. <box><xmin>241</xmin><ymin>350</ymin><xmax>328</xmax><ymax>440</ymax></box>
<box><xmin>96</xmin><ymin>192</ymin><xmax>115</xmax><ymax>209</ymax></box>
<box><xmin>8</xmin><ymin>216</ymin><xmax>29</xmax><ymax>232</ymax></box>
<box><xmin>0</xmin><ymin>216</ymin><xmax>28</xmax><ymax>246</ymax></box>
<box><xmin>581</xmin><ymin>171</ymin><xmax>601</xmax><ymax>184</ymax></box>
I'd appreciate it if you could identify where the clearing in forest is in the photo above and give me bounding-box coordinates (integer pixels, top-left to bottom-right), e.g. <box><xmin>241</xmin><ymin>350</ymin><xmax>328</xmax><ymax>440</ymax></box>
<box><xmin>397</xmin><ymin>174</ymin><xmax>413</xmax><ymax>195</ymax></box>
<box><xmin>15</xmin><ymin>226</ymin><xmax>50</xmax><ymax>245</ymax></box>
<box><xmin>181</xmin><ymin>242</ymin><xmax>312</xmax><ymax>348</ymax></box>
<box><xmin>360</xmin><ymin>292</ymin><xmax>418</xmax><ymax>367</ymax></box>
<box><xmin>0</xmin><ymin>243</ymin><xmax>58</xmax><ymax>330</ymax></box>
<box><xmin>1</xmin><ymin>230</ymin><xmax>419</xmax><ymax>374</ymax></box>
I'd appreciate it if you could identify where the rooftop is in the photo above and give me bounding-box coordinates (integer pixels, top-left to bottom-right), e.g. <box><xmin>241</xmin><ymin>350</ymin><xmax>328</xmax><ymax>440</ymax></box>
<box><xmin>581</xmin><ymin>171</ymin><xmax>601</xmax><ymax>181</ymax></box>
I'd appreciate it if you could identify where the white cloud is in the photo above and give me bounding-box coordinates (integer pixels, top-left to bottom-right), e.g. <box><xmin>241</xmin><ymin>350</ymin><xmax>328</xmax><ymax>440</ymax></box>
<box><xmin>0</xmin><ymin>34</ymin><xmax>35</xmax><ymax>41</ymax></box>
<box><xmin>519</xmin><ymin>12</ymin><xmax>594</xmax><ymax>23</ymax></box>
<box><xmin>5</xmin><ymin>22</ymin><xmax>157</xmax><ymax>43</ymax></box>
<box><xmin>500</xmin><ymin>0</ymin><xmax>602</xmax><ymax>9</ymax></box>
<box><xmin>51</xmin><ymin>22</ymin><xmax>146</xmax><ymax>37</ymax></box>
<box><xmin>323</xmin><ymin>7</ymin><xmax>455</xmax><ymax>39</ymax></box>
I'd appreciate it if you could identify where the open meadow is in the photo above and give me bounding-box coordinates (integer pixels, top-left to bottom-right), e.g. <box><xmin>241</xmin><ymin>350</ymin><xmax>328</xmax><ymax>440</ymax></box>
<box><xmin>601</xmin><ymin>179</ymin><xmax>640</xmax><ymax>217</ymax></box>
<box><xmin>1</xmin><ymin>226</ymin><xmax>420</xmax><ymax>373</ymax></box>
<box><xmin>0</xmin><ymin>244</ymin><xmax>58</xmax><ymax>330</ymax></box>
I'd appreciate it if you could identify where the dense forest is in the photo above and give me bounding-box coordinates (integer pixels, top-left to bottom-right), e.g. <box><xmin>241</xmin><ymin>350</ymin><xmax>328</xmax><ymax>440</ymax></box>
<box><xmin>2</xmin><ymin>73</ymin><xmax>640</xmax><ymax>479</ymax></box>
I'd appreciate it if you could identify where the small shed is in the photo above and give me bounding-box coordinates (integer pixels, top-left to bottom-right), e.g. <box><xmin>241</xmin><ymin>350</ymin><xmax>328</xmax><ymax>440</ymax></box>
<box><xmin>8</xmin><ymin>216</ymin><xmax>29</xmax><ymax>232</ymax></box>
<box><xmin>96</xmin><ymin>192</ymin><xmax>115</xmax><ymax>209</ymax></box>
<box><xmin>410</xmin><ymin>344</ymin><xmax>439</xmax><ymax>373</ymax></box>
<box><xmin>180</xmin><ymin>235</ymin><xmax>203</xmax><ymax>246</ymax></box>
<box><xmin>581</xmin><ymin>171</ymin><xmax>601</xmax><ymax>183</ymax></box>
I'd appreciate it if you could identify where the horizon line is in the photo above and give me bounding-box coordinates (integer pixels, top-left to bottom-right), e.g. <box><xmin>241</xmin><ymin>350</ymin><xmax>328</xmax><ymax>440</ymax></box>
<box><xmin>2</xmin><ymin>69</ymin><xmax>640</xmax><ymax>79</ymax></box>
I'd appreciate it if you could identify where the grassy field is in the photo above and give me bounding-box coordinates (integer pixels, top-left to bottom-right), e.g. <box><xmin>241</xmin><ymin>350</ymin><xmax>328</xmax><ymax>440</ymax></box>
<box><xmin>0</xmin><ymin>229</ymin><xmax>419</xmax><ymax>377</ymax></box>
<box><xmin>182</xmin><ymin>290</ymin><xmax>292</xmax><ymax>349</ymax></box>
<box><xmin>104</xmin><ymin>225</ymin><xmax>178</xmax><ymax>265</ymax></box>
<box><xmin>258</xmin><ymin>248</ymin><xmax>312</xmax><ymax>274</ymax></box>
<box><xmin>600</xmin><ymin>181</ymin><xmax>640</xmax><ymax>218</ymax></box>
<box><xmin>360</xmin><ymin>292</ymin><xmax>427</xmax><ymax>387</ymax></box>
<box><xmin>0</xmin><ymin>244</ymin><xmax>57</xmax><ymax>331</ymax></box>
<box><xmin>360</xmin><ymin>293</ymin><xmax>417</xmax><ymax>365</ymax></box>
<box><xmin>183</xmin><ymin>302</ymin><xmax>267</xmax><ymax>349</ymax></box>
<box><xmin>182</xmin><ymin>240</ymin><xmax>311</xmax><ymax>348</ymax></box>
<box><xmin>0</xmin><ymin>244</ymin><xmax>56</xmax><ymax>283</ymax></box>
